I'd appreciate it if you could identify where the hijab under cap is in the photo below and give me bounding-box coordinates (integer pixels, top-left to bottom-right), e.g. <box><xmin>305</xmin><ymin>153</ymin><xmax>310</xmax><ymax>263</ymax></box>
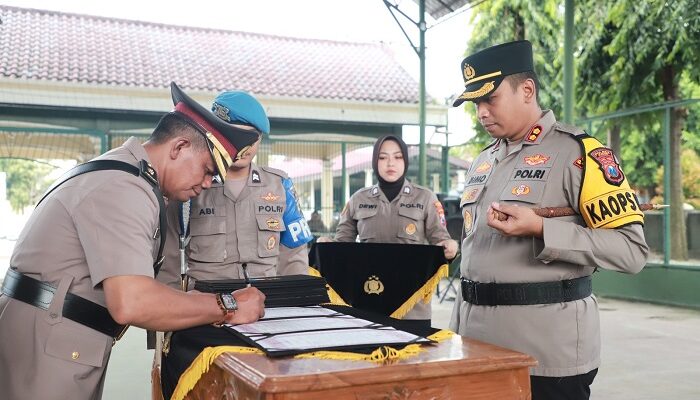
<box><xmin>372</xmin><ymin>135</ymin><xmax>409</xmax><ymax>202</ymax></box>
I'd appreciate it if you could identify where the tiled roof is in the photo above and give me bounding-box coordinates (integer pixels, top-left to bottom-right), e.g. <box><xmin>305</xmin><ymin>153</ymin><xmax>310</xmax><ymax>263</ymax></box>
<box><xmin>0</xmin><ymin>6</ymin><xmax>421</xmax><ymax>104</ymax></box>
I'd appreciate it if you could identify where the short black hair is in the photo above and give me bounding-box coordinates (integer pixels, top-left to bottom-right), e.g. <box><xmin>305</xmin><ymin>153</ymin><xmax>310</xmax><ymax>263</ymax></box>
<box><xmin>149</xmin><ymin>112</ymin><xmax>209</xmax><ymax>151</ymax></box>
<box><xmin>505</xmin><ymin>71</ymin><xmax>540</xmax><ymax>102</ymax></box>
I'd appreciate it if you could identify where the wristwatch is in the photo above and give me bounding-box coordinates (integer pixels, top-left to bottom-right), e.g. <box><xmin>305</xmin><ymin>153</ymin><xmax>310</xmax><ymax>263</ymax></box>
<box><xmin>214</xmin><ymin>293</ymin><xmax>238</xmax><ymax>326</ymax></box>
<box><xmin>220</xmin><ymin>293</ymin><xmax>238</xmax><ymax>312</ymax></box>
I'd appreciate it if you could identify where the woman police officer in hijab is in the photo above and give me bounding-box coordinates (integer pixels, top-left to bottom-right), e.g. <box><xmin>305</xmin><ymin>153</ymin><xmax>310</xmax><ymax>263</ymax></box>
<box><xmin>319</xmin><ymin>135</ymin><xmax>458</xmax><ymax>328</ymax></box>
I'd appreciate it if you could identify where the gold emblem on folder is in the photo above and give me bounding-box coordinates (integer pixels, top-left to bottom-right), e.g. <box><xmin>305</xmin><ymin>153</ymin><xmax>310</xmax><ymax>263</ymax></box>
<box><xmin>364</xmin><ymin>275</ymin><xmax>384</xmax><ymax>295</ymax></box>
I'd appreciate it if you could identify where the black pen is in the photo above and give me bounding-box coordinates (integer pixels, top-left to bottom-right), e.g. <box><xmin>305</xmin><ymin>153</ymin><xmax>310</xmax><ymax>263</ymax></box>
<box><xmin>241</xmin><ymin>263</ymin><xmax>251</xmax><ymax>288</ymax></box>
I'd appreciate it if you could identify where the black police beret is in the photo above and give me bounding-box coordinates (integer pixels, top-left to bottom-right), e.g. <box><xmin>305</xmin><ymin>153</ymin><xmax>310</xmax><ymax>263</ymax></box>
<box><xmin>452</xmin><ymin>40</ymin><xmax>534</xmax><ymax>106</ymax></box>
<box><xmin>170</xmin><ymin>82</ymin><xmax>260</xmax><ymax>180</ymax></box>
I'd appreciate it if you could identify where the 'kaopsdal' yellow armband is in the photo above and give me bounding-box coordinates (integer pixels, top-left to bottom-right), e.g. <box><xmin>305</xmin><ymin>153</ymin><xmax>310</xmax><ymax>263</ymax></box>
<box><xmin>578</xmin><ymin>135</ymin><xmax>644</xmax><ymax>229</ymax></box>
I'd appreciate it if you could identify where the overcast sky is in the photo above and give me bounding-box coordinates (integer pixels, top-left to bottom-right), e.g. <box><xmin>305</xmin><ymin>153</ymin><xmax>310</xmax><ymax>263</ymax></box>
<box><xmin>1</xmin><ymin>0</ymin><xmax>476</xmax><ymax>143</ymax></box>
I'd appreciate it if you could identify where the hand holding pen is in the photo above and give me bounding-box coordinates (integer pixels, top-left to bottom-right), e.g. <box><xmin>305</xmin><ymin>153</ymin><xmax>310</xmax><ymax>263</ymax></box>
<box><xmin>241</xmin><ymin>263</ymin><xmax>252</xmax><ymax>288</ymax></box>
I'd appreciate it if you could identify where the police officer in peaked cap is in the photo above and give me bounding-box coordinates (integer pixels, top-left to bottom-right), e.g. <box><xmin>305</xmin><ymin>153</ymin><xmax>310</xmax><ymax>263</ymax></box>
<box><xmin>0</xmin><ymin>82</ymin><xmax>266</xmax><ymax>400</ymax></box>
<box><xmin>449</xmin><ymin>40</ymin><xmax>648</xmax><ymax>400</ymax></box>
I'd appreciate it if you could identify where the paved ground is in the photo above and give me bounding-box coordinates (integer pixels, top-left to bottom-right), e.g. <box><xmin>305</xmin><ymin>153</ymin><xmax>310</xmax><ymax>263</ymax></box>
<box><xmin>103</xmin><ymin>285</ymin><xmax>700</xmax><ymax>400</ymax></box>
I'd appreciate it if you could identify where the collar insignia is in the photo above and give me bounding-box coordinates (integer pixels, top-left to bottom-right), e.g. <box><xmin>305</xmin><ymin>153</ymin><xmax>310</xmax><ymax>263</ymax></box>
<box><xmin>403</xmin><ymin>186</ymin><xmax>411</xmax><ymax>194</ymax></box>
<box><xmin>371</xmin><ymin>186</ymin><xmax>379</xmax><ymax>196</ymax></box>
<box><xmin>525</xmin><ymin>125</ymin><xmax>543</xmax><ymax>143</ymax></box>
<box><xmin>252</xmin><ymin>170</ymin><xmax>261</xmax><ymax>183</ymax></box>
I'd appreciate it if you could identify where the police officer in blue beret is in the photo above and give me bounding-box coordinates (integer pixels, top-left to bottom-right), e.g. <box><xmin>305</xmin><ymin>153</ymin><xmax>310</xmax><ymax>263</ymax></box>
<box><xmin>157</xmin><ymin>89</ymin><xmax>313</xmax><ymax>292</ymax></box>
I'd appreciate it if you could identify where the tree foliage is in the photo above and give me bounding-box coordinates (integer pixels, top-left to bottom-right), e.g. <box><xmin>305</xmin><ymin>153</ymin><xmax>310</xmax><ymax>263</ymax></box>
<box><xmin>0</xmin><ymin>158</ymin><xmax>54</xmax><ymax>213</ymax></box>
<box><xmin>576</xmin><ymin>0</ymin><xmax>700</xmax><ymax>259</ymax></box>
<box><xmin>463</xmin><ymin>0</ymin><xmax>562</xmax><ymax>150</ymax></box>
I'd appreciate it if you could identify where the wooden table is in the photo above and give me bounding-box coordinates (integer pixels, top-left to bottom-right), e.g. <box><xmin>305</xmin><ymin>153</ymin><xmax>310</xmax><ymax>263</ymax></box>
<box><xmin>185</xmin><ymin>335</ymin><xmax>537</xmax><ymax>399</ymax></box>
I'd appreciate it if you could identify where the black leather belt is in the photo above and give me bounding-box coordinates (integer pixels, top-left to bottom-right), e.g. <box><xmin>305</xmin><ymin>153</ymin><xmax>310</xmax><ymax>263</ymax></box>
<box><xmin>1</xmin><ymin>269</ymin><xmax>127</xmax><ymax>339</ymax></box>
<box><xmin>460</xmin><ymin>275</ymin><xmax>592</xmax><ymax>306</ymax></box>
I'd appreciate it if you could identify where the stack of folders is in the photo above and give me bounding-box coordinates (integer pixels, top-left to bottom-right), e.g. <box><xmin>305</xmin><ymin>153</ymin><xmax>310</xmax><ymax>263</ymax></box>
<box><xmin>194</xmin><ymin>274</ymin><xmax>330</xmax><ymax>308</ymax></box>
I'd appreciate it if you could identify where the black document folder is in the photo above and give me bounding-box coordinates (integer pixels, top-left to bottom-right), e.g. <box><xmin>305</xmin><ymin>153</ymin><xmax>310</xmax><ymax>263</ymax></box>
<box><xmin>194</xmin><ymin>274</ymin><xmax>330</xmax><ymax>308</ymax></box>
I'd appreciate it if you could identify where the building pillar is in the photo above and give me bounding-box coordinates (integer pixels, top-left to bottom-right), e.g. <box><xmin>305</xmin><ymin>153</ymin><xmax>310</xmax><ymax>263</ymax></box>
<box><xmin>321</xmin><ymin>159</ymin><xmax>334</xmax><ymax>229</ymax></box>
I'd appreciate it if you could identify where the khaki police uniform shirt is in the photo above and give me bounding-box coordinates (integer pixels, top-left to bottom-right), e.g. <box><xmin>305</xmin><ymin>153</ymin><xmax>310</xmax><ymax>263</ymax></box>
<box><xmin>335</xmin><ymin>181</ymin><xmax>452</xmax><ymax>320</ymax></box>
<box><xmin>449</xmin><ymin>111</ymin><xmax>648</xmax><ymax>377</ymax></box>
<box><xmin>0</xmin><ymin>137</ymin><xmax>160</xmax><ymax>400</ymax></box>
<box><xmin>157</xmin><ymin>163</ymin><xmax>308</xmax><ymax>289</ymax></box>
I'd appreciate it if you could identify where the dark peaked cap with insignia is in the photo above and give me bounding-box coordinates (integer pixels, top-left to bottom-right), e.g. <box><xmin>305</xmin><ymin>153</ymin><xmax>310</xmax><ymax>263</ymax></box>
<box><xmin>452</xmin><ymin>40</ymin><xmax>534</xmax><ymax>107</ymax></box>
<box><xmin>170</xmin><ymin>82</ymin><xmax>261</xmax><ymax>180</ymax></box>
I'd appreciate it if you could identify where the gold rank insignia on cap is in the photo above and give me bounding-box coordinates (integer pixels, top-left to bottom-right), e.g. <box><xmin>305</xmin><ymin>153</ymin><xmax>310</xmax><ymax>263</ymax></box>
<box><xmin>464</xmin><ymin>64</ymin><xmax>476</xmax><ymax>81</ymax></box>
<box><xmin>364</xmin><ymin>275</ymin><xmax>384</xmax><ymax>295</ymax></box>
<box><xmin>453</xmin><ymin>40</ymin><xmax>535</xmax><ymax>106</ymax></box>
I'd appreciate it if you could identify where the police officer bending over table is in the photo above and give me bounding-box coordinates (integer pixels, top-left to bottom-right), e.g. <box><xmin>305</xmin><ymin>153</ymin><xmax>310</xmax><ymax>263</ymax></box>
<box><xmin>0</xmin><ymin>82</ymin><xmax>266</xmax><ymax>400</ymax></box>
<box><xmin>449</xmin><ymin>40</ymin><xmax>648</xmax><ymax>400</ymax></box>
<box><xmin>157</xmin><ymin>90</ymin><xmax>312</xmax><ymax>290</ymax></box>
<box><xmin>319</xmin><ymin>135</ymin><xmax>458</xmax><ymax>329</ymax></box>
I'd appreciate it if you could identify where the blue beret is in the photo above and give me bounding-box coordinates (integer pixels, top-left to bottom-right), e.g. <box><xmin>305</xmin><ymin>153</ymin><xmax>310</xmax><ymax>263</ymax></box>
<box><xmin>211</xmin><ymin>91</ymin><xmax>270</xmax><ymax>135</ymax></box>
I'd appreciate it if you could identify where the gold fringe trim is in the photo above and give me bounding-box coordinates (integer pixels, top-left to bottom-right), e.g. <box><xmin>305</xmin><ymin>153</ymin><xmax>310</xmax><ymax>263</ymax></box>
<box><xmin>427</xmin><ymin>329</ymin><xmax>455</xmax><ymax>342</ymax></box>
<box><xmin>294</xmin><ymin>344</ymin><xmax>423</xmax><ymax>363</ymax></box>
<box><xmin>170</xmin><ymin>346</ymin><xmax>263</xmax><ymax>400</ymax></box>
<box><xmin>309</xmin><ymin>266</ymin><xmax>350</xmax><ymax>306</ymax></box>
<box><xmin>389</xmin><ymin>264</ymin><xmax>449</xmax><ymax>319</ymax></box>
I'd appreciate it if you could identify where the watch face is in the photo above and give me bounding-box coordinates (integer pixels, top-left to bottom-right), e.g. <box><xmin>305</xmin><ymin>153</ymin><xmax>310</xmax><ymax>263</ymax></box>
<box><xmin>221</xmin><ymin>294</ymin><xmax>238</xmax><ymax>311</ymax></box>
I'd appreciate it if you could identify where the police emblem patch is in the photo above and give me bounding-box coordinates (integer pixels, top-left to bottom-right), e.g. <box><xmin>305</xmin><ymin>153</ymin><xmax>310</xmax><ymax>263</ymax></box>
<box><xmin>475</xmin><ymin>161</ymin><xmax>492</xmax><ymax>173</ymax></box>
<box><xmin>261</xmin><ymin>192</ymin><xmax>279</xmax><ymax>202</ymax></box>
<box><xmin>511</xmin><ymin>184</ymin><xmax>531</xmax><ymax>196</ymax></box>
<box><xmin>266</xmin><ymin>218</ymin><xmax>280</xmax><ymax>229</ymax></box>
<box><xmin>266</xmin><ymin>235</ymin><xmax>276</xmax><ymax>250</ymax></box>
<box><xmin>463</xmin><ymin>209</ymin><xmax>473</xmax><ymax>234</ymax></box>
<box><xmin>589</xmin><ymin>148</ymin><xmax>625</xmax><ymax>186</ymax></box>
<box><xmin>524</xmin><ymin>154</ymin><xmax>550</xmax><ymax>166</ymax></box>
<box><xmin>464</xmin><ymin>64</ymin><xmax>476</xmax><ymax>81</ymax></box>
<box><xmin>573</xmin><ymin>157</ymin><xmax>584</xmax><ymax>170</ymax></box>
<box><xmin>405</xmin><ymin>223</ymin><xmax>416</xmax><ymax>235</ymax></box>
<box><xmin>212</xmin><ymin>102</ymin><xmax>231</xmax><ymax>122</ymax></box>
<box><xmin>525</xmin><ymin>125</ymin><xmax>543</xmax><ymax>143</ymax></box>
<box><xmin>364</xmin><ymin>275</ymin><xmax>384</xmax><ymax>295</ymax></box>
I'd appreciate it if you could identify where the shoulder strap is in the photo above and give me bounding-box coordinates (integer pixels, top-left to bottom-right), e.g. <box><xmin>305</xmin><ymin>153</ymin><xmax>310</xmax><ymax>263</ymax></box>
<box><xmin>177</xmin><ymin>200</ymin><xmax>192</xmax><ymax>280</ymax></box>
<box><xmin>37</xmin><ymin>159</ymin><xmax>167</xmax><ymax>275</ymax></box>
